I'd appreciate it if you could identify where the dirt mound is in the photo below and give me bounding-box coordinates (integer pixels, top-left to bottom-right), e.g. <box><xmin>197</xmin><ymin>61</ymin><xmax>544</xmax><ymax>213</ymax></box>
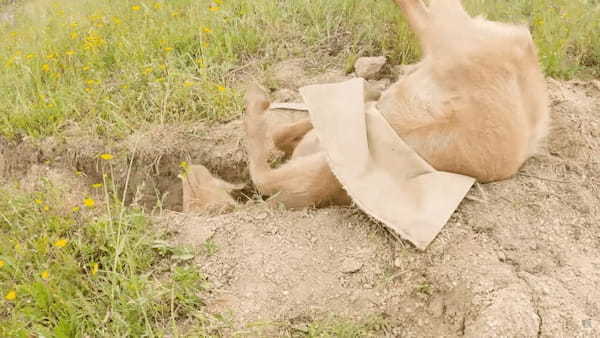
<box><xmin>159</xmin><ymin>79</ymin><xmax>600</xmax><ymax>336</ymax></box>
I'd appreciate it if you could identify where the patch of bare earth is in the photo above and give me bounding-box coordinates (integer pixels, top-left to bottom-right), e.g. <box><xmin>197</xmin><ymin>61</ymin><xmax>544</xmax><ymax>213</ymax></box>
<box><xmin>165</xmin><ymin>78</ymin><xmax>600</xmax><ymax>336</ymax></box>
<box><xmin>1</xmin><ymin>58</ymin><xmax>599</xmax><ymax>336</ymax></box>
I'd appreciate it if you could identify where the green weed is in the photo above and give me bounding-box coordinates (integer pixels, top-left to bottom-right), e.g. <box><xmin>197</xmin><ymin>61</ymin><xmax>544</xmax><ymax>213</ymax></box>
<box><xmin>0</xmin><ymin>165</ymin><xmax>210</xmax><ymax>336</ymax></box>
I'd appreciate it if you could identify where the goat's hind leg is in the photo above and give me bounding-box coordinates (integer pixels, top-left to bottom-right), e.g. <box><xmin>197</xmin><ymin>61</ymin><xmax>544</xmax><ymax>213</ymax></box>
<box><xmin>244</xmin><ymin>85</ymin><xmax>345</xmax><ymax>208</ymax></box>
<box><xmin>271</xmin><ymin>119</ymin><xmax>313</xmax><ymax>157</ymax></box>
<box><xmin>393</xmin><ymin>0</ymin><xmax>430</xmax><ymax>42</ymax></box>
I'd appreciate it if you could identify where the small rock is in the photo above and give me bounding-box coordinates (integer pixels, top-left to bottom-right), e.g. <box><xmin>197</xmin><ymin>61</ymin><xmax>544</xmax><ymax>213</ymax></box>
<box><xmin>394</xmin><ymin>257</ymin><xmax>403</xmax><ymax>268</ymax></box>
<box><xmin>341</xmin><ymin>258</ymin><xmax>363</xmax><ymax>274</ymax></box>
<box><xmin>592</xmin><ymin>80</ymin><xmax>600</xmax><ymax>91</ymax></box>
<box><xmin>355</xmin><ymin>56</ymin><xmax>387</xmax><ymax>79</ymax></box>
<box><xmin>497</xmin><ymin>251</ymin><xmax>506</xmax><ymax>262</ymax></box>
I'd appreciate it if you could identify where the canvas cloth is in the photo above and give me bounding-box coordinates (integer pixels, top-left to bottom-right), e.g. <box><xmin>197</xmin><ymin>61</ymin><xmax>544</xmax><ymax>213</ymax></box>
<box><xmin>281</xmin><ymin>78</ymin><xmax>475</xmax><ymax>250</ymax></box>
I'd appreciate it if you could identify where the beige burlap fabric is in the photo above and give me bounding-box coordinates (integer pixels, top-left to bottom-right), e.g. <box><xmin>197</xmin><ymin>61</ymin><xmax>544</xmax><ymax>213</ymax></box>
<box><xmin>295</xmin><ymin>78</ymin><xmax>474</xmax><ymax>250</ymax></box>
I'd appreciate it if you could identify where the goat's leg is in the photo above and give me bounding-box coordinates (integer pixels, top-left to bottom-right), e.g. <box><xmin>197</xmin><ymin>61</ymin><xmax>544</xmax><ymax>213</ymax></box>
<box><xmin>244</xmin><ymin>85</ymin><xmax>349</xmax><ymax>208</ymax></box>
<box><xmin>254</xmin><ymin>153</ymin><xmax>350</xmax><ymax>209</ymax></box>
<box><xmin>244</xmin><ymin>84</ymin><xmax>272</xmax><ymax>184</ymax></box>
<box><xmin>271</xmin><ymin>119</ymin><xmax>313</xmax><ymax>157</ymax></box>
<box><xmin>393</xmin><ymin>0</ymin><xmax>431</xmax><ymax>50</ymax></box>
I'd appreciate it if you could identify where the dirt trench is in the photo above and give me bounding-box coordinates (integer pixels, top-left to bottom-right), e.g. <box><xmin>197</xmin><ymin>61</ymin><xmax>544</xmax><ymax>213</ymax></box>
<box><xmin>1</xmin><ymin>62</ymin><xmax>600</xmax><ymax>336</ymax></box>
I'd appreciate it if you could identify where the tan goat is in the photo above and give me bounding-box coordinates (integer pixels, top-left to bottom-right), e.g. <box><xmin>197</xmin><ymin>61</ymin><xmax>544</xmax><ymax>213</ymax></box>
<box><xmin>244</xmin><ymin>0</ymin><xmax>550</xmax><ymax>209</ymax></box>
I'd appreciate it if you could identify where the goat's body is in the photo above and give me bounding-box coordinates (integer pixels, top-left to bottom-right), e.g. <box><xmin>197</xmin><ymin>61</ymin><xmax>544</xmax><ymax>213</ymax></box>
<box><xmin>244</xmin><ymin>0</ymin><xmax>549</xmax><ymax>208</ymax></box>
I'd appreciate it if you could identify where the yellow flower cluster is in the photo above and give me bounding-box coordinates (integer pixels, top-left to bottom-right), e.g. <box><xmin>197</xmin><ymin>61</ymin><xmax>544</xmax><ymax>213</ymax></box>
<box><xmin>54</xmin><ymin>239</ymin><xmax>68</xmax><ymax>248</ymax></box>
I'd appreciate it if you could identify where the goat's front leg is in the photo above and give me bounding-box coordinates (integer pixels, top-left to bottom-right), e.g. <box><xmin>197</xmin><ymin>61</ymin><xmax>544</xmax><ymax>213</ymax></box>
<box><xmin>393</xmin><ymin>0</ymin><xmax>431</xmax><ymax>51</ymax></box>
<box><xmin>244</xmin><ymin>85</ymin><xmax>350</xmax><ymax>208</ymax></box>
<box><xmin>271</xmin><ymin>119</ymin><xmax>313</xmax><ymax>157</ymax></box>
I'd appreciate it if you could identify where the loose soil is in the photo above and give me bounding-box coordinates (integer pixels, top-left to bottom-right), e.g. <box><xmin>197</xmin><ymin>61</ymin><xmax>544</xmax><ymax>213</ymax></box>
<box><xmin>1</xmin><ymin>59</ymin><xmax>599</xmax><ymax>337</ymax></box>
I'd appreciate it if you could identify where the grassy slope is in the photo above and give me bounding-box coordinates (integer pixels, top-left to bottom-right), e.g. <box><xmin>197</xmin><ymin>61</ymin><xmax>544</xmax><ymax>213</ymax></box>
<box><xmin>0</xmin><ymin>0</ymin><xmax>598</xmax><ymax>139</ymax></box>
<box><xmin>0</xmin><ymin>0</ymin><xmax>599</xmax><ymax>336</ymax></box>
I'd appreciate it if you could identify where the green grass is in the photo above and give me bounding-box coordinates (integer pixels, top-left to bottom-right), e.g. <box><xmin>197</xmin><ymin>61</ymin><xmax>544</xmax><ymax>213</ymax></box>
<box><xmin>0</xmin><ymin>0</ymin><xmax>598</xmax><ymax>140</ymax></box>
<box><xmin>300</xmin><ymin>315</ymin><xmax>389</xmax><ymax>337</ymax></box>
<box><xmin>0</xmin><ymin>172</ymin><xmax>212</xmax><ymax>336</ymax></box>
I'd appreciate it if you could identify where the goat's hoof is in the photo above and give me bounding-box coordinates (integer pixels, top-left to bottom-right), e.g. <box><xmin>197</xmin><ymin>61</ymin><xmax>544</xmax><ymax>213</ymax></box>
<box><xmin>245</xmin><ymin>83</ymin><xmax>270</xmax><ymax>112</ymax></box>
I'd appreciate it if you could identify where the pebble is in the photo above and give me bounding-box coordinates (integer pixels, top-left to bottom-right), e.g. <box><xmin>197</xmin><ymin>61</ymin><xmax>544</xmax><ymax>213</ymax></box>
<box><xmin>341</xmin><ymin>258</ymin><xmax>363</xmax><ymax>273</ymax></box>
<box><xmin>355</xmin><ymin>56</ymin><xmax>387</xmax><ymax>79</ymax></box>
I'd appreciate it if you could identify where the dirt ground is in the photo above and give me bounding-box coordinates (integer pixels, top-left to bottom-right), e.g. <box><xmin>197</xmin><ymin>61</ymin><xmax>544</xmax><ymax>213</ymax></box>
<box><xmin>2</xmin><ymin>60</ymin><xmax>600</xmax><ymax>337</ymax></box>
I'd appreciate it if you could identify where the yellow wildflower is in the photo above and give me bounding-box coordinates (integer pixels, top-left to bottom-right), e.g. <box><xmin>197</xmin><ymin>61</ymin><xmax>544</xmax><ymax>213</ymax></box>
<box><xmin>54</xmin><ymin>239</ymin><xmax>68</xmax><ymax>248</ymax></box>
<box><xmin>163</xmin><ymin>47</ymin><xmax>173</xmax><ymax>52</ymax></box>
<box><xmin>42</xmin><ymin>64</ymin><xmax>50</xmax><ymax>72</ymax></box>
<box><xmin>41</xmin><ymin>271</ymin><xmax>49</xmax><ymax>280</ymax></box>
<box><xmin>35</xmin><ymin>199</ymin><xmax>43</xmax><ymax>204</ymax></box>
<box><xmin>82</xmin><ymin>65</ymin><xmax>91</xmax><ymax>71</ymax></box>
<box><xmin>132</xmin><ymin>5</ymin><xmax>141</xmax><ymax>11</ymax></box>
<box><xmin>46</xmin><ymin>53</ymin><xmax>57</xmax><ymax>60</ymax></box>
<box><xmin>91</xmin><ymin>183</ymin><xmax>103</xmax><ymax>188</ymax></box>
<box><xmin>83</xmin><ymin>198</ymin><xmax>95</xmax><ymax>207</ymax></box>
<box><xmin>203</xmin><ymin>27</ymin><xmax>213</xmax><ymax>33</ymax></box>
<box><xmin>72</xmin><ymin>206</ymin><xmax>80</xmax><ymax>212</ymax></box>
<box><xmin>171</xmin><ymin>11</ymin><xmax>180</xmax><ymax>17</ymax></box>
<box><xmin>112</xmin><ymin>17</ymin><xmax>122</xmax><ymax>25</ymax></box>
<box><xmin>70</xmin><ymin>32</ymin><xmax>79</xmax><ymax>39</ymax></box>
<box><xmin>179</xmin><ymin>161</ymin><xmax>189</xmax><ymax>169</ymax></box>
<box><xmin>0</xmin><ymin>260</ymin><xmax>5</xmax><ymax>268</ymax></box>
<box><xmin>47</xmin><ymin>103</ymin><xmax>55</xmax><ymax>108</ymax></box>
<box><xmin>215</xmin><ymin>0</ymin><xmax>223</xmax><ymax>4</ymax></box>
<box><xmin>5</xmin><ymin>291</ymin><xmax>16</xmax><ymax>301</ymax></box>
<box><xmin>154</xmin><ymin>2</ymin><xmax>162</xmax><ymax>9</ymax></box>
<box><xmin>143</xmin><ymin>67</ymin><xmax>153</xmax><ymax>74</ymax></box>
<box><xmin>65</xmin><ymin>50</ymin><xmax>75</xmax><ymax>56</ymax></box>
<box><xmin>183</xmin><ymin>81</ymin><xmax>194</xmax><ymax>87</ymax></box>
<box><xmin>85</xmin><ymin>87</ymin><xmax>92</xmax><ymax>93</ymax></box>
<box><xmin>91</xmin><ymin>263</ymin><xmax>99</xmax><ymax>275</ymax></box>
<box><xmin>217</xmin><ymin>85</ymin><xmax>226</xmax><ymax>92</ymax></box>
<box><xmin>86</xmin><ymin>79</ymin><xmax>96</xmax><ymax>85</ymax></box>
<box><xmin>121</xmin><ymin>84</ymin><xmax>129</xmax><ymax>89</ymax></box>
<box><xmin>43</xmin><ymin>205</ymin><xmax>50</xmax><ymax>211</ymax></box>
<box><xmin>26</xmin><ymin>54</ymin><xmax>36</xmax><ymax>59</ymax></box>
<box><xmin>209</xmin><ymin>6</ymin><xmax>220</xmax><ymax>12</ymax></box>
<box><xmin>70</xmin><ymin>22</ymin><xmax>78</xmax><ymax>28</ymax></box>
<box><xmin>99</xmin><ymin>153</ymin><xmax>113</xmax><ymax>160</ymax></box>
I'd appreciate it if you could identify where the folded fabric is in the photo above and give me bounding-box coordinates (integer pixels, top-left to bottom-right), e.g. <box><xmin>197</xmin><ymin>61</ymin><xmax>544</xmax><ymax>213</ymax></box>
<box><xmin>296</xmin><ymin>78</ymin><xmax>475</xmax><ymax>250</ymax></box>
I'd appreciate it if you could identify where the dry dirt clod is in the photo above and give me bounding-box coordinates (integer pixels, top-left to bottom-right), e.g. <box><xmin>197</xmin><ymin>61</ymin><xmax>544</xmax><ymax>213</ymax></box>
<box><xmin>355</xmin><ymin>56</ymin><xmax>386</xmax><ymax>79</ymax></box>
<box><xmin>341</xmin><ymin>258</ymin><xmax>363</xmax><ymax>274</ymax></box>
